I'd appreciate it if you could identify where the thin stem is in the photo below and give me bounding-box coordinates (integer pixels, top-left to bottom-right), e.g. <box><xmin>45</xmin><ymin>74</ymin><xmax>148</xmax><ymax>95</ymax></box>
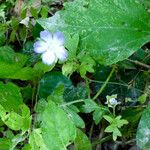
<box><xmin>85</xmin><ymin>77</ymin><xmax>91</xmax><ymax>99</ymax></box>
<box><xmin>89</xmin><ymin>79</ymin><xmax>144</xmax><ymax>93</ymax></box>
<box><xmin>127</xmin><ymin>59</ymin><xmax>150</xmax><ymax>69</ymax></box>
<box><xmin>113</xmin><ymin>107</ymin><xmax>116</xmax><ymax>117</ymax></box>
<box><xmin>93</xmin><ymin>66</ymin><xmax>116</xmax><ymax>100</ymax></box>
<box><xmin>89</xmin><ymin>123</ymin><xmax>94</xmax><ymax>139</ymax></box>
<box><xmin>60</xmin><ymin>99</ymin><xmax>84</xmax><ymax>107</ymax></box>
<box><xmin>92</xmin><ymin>135</ymin><xmax>112</xmax><ymax>147</ymax></box>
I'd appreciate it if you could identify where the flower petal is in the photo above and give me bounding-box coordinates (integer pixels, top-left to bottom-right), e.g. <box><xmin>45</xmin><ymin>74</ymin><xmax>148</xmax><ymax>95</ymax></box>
<box><xmin>55</xmin><ymin>46</ymin><xmax>68</xmax><ymax>61</ymax></box>
<box><xmin>53</xmin><ymin>32</ymin><xmax>65</xmax><ymax>45</ymax></box>
<box><xmin>41</xmin><ymin>51</ymin><xmax>57</xmax><ymax>65</ymax></box>
<box><xmin>40</xmin><ymin>30</ymin><xmax>52</xmax><ymax>42</ymax></box>
<box><xmin>34</xmin><ymin>41</ymin><xmax>47</xmax><ymax>53</ymax></box>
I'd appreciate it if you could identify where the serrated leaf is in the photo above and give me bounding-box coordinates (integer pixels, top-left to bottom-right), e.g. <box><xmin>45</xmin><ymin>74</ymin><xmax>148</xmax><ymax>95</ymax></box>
<box><xmin>136</xmin><ymin>104</ymin><xmax>150</xmax><ymax>149</ymax></box>
<box><xmin>38</xmin><ymin>0</ymin><xmax>150</xmax><ymax>65</ymax></box>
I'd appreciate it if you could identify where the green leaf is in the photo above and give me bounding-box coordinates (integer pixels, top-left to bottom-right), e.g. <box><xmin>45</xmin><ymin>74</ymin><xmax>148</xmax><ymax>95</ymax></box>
<box><xmin>0</xmin><ymin>82</ymin><xmax>31</xmax><ymax>131</ymax></box>
<box><xmin>29</xmin><ymin>129</ymin><xmax>48</xmax><ymax>150</ymax></box>
<box><xmin>103</xmin><ymin>115</ymin><xmax>113</xmax><ymax>123</ymax></box>
<box><xmin>74</xmin><ymin>129</ymin><xmax>92</xmax><ymax>150</ymax></box>
<box><xmin>63</xmin><ymin>105</ymin><xmax>85</xmax><ymax>128</ymax></box>
<box><xmin>38</xmin><ymin>0</ymin><xmax>150</xmax><ymax>65</ymax></box>
<box><xmin>138</xmin><ymin>93</ymin><xmax>148</xmax><ymax>104</ymax></box>
<box><xmin>81</xmin><ymin>99</ymin><xmax>99</xmax><ymax>113</ymax></box>
<box><xmin>0</xmin><ymin>46</ymin><xmax>32</xmax><ymax>80</ymax></box>
<box><xmin>39</xmin><ymin>71</ymin><xmax>74</xmax><ymax>99</ymax></box>
<box><xmin>0</xmin><ymin>82</ymin><xmax>23</xmax><ymax>112</ymax></box>
<box><xmin>65</xmin><ymin>33</ymin><xmax>79</xmax><ymax>59</ymax></box>
<box><xmin>40</xmin><ymin>100</ymin><xmax>76</xmax><ymax>150</ymax></box>
<box><xmin>0</xmin><ymin>31</ymin><xmax>6</xmax><ymax>46</ymax></box>
<box><xmin>93</xmin><ymin>108</ymin><xmax>105</xmax><ymax>125</ymax></box>
<box><xmin>64</xmin><ymin>82</ymin><xmax>88</xmax><ymax>102</ymax></box>
<box><xmin>40</xmin><ymin>6</ymin><xmax>49</xmax><ymax>18</ymax></box>
<box><xmin>0</xmin><ymin>138</ymin><xmax>11</xmax><ymax>150</ymax></box>
<box><xmin>136</xmin><ymin>104</ymin><xmax>150</xmax><ymax>149</ymax></box>
<box><xmin>104</xmin><ymin>115</ymin><xmax>128</xmax><ymax>141</ymax></box>
<box><xmin>0</xmin><ymin>104</ymin><xmax>31</xmax><ymax>131</ymax></box>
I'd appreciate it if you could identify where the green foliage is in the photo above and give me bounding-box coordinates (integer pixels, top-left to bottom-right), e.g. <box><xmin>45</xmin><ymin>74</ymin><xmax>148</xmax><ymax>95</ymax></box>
<box><xmin>39</xmin><ymin>71</ymin><xmax>74</xmax><ymax>99</ymax></box>
<box><xmin>74</xmin><ymin>129</ymin><xmax>92</xmax><ymax>150</ymax></box>
<box><xmin>81</xmin><ymin>99</ymin><xmax>108</xmax><ymax>124</ymax></box>
<box><xmin>39</xmin><ymin>100</ymin><xmax>76</xmax><ymax>150</ymax></box>
<box><xmin>136</xmin><ymin>104</ymin><xmax>150</xmax><ymax>149</ymax></box>
<box><xmin>104</xmin><ymin>115</ymin><xmax>128</xmax><ymax>141</ymax></box>
<box><xmin>0</xmin><ymin>0</ymin><xmax>149</xmax><ymax>149</ymax></box>
<box><xmin>38</xmin><ymin>0</ymin><xmax>150</xmax><ymax>65</ymax></box>
<box><xmin>0</xmin><ymin>82</ymin><xmax>23</xmax><ymax>112</ymax></box>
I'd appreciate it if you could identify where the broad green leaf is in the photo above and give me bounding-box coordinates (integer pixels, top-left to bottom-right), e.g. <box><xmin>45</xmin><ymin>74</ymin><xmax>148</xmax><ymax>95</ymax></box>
<box><xmin>29</xmin><ymin>129</ymin><xmax>48</xmax><ymax>150</ymax></box>
<box><xmin>0</xmin><ymin>82</ymin><xmax>23</xmax><ymax>112</ymax></box>
<box><xmin>9</xmin><ymin>67</ymin><xmax>37</xmax><ymax>80</ymax></box>
<box><xmin>0</xmin><ymin>104</ymin><xmax>31</xmax><ymax>131</ymax></box>
<box><xmin>38</xmin><ymin>0</ymin><xmax>150</xmax><ymax>65</ymax></box>
<box><xmin>0</xmin><ymin>138</ymin><xmax>11</xmax><ymax>150</ymax></box>
<box><xmin>136</xmin><ymin>104</ymin><xmax>150</xmax><ymax>149</ymax></box>
<box><xmin>39</xmin><ymin>71</ymin><xmax>74</xmax><ymax>99</ymax></box>
<box><xmin>0</xmin><ymin>46</ymin><xmax>32</xmax><ymax>80</ymax></box>
<box><xmin>40</xmin><ymin>101</ymin><xmax>76</xmax><ymax>150</ymax></box>
<box><xmin>74</xmin><ymin>129</ymin><xmax>92</xmax><ymax>150</ymax></box>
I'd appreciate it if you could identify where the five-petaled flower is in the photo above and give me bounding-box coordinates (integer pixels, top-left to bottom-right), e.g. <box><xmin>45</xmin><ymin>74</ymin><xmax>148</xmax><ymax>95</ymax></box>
<box><xmin>34</xmin><ymin>30</ymin><xmax>68</xmax><ymax>65</ymax></box>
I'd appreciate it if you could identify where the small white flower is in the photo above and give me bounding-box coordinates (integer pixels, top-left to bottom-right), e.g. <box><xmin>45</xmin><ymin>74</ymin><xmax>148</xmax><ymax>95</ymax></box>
<box><xmin>105</xmin><ymin>94</ymin><xmax>120</xmax><ymax>108</ymax></box>
<box><xmin>34</xmin><ymin>30</ymin><xmax>68</xmax><ymax>65</ymax></box>
<box><xmin>109</xmin><ymin>98</ymin><xmax>118</xmax><ymax>106</ymax></box>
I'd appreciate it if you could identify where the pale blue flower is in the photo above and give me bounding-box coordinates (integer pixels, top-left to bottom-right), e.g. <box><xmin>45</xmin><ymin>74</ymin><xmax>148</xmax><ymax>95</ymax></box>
<box><xmin>34</xmin><ymin>30</ymin><xmax>68</xmax><ymax>65</ymax></box>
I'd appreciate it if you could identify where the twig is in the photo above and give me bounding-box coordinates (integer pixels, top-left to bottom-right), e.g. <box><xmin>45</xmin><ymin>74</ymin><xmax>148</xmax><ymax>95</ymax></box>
<box><xmin>127</xmin><ymin>59</ymin><xmax>150</xmax><ymax>69</ymax></box>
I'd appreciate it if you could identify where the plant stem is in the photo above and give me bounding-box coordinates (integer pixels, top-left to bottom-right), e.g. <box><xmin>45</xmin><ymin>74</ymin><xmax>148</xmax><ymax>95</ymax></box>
<box><xmin>85</xmin><ymin>77</ymin><xmax>91</xmax><ymax>99</ymax></box>
<box><xmin>113</xmin><ymin>107</ymin><xmax>116</xmax><ymax>117</ymax></box>
<box><xmin>60</xmin><ymin>99</ymin><xmax>84</xmax><ymax>107</ymax></box>
<box><xmin>127</xmin><ymin>59</ymin><xmax>150</xmax><ymax>69</ymax></box>
<box><xmin>92</xmin><ymin>135</ymin><xmax>112</xmax><ymax>147</ymax></box>
<box><xmin>93</xmin><ymin>65</ymin><xmax>116</xmax><ymax>100</ymax></box>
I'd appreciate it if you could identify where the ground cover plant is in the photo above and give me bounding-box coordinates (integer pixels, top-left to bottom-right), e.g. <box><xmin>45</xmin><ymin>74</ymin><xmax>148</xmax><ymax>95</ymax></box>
<box><xmin>0</xmin><ymin>0</ymin><xmax>150</xmax><ymax>149</ymax></box>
